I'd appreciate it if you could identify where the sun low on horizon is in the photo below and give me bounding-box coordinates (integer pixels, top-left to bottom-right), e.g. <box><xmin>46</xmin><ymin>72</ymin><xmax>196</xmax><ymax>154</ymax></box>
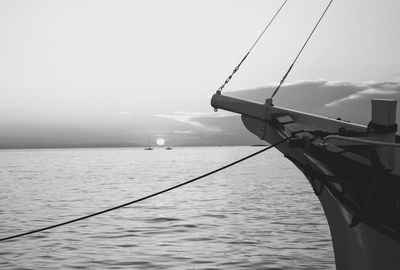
<box><xmin>156</xmin><ymin>138</ymin><xmax>165</xmax><ymax>146</ymax></box>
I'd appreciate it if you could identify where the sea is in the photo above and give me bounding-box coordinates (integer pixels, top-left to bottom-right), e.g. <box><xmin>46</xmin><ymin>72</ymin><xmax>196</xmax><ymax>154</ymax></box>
<box><xmin>0</xmin><ymin>146</ymin><xmax>334</xmax><ymax>269</ymax></box>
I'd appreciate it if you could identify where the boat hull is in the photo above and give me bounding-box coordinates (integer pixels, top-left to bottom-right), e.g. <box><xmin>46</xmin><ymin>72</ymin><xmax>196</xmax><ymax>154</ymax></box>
<box><xmin>302</xmin><ymin>170</ymin><xmax>400</xmax><ymax>270</ymax></box>
<box><xmin>211</xmin><ymin>93</ymin><xmax>400</xmax><ymax>269</ymax></box>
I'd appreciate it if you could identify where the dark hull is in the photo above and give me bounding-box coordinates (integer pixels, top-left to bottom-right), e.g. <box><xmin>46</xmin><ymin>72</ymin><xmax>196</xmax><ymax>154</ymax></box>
<box><xmin>283</xmin><ymin>139</ymin><xmax>400</xmax><ymax>270</ymax></box>
<box><xmin>309</xmin><ymin>173</ymin><xmax>400</xmax><ymax>270</ymax></box>
<box><xmin>211</xmin><ymin>93</ymin><xmax>400</xmax><ymax>269</ymax></box>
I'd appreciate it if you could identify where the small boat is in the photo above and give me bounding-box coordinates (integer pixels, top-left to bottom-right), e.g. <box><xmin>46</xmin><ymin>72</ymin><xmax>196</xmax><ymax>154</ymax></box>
<box><xmin>144</xmin><ymin>146</ymin><xmax>153</xmax><ymax>150</ymax></box>
<box><xmin>165</xmin><ymin>147</ymin><xmax>173</xmax><ymax>150</ymax></box>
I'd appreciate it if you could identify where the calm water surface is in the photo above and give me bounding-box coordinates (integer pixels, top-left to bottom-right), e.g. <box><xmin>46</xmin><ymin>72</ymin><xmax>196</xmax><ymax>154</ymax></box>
<box><xmin>0</xmin><ymin>147</ymin><xmax>334</xmax><ymax>269</ymax></box>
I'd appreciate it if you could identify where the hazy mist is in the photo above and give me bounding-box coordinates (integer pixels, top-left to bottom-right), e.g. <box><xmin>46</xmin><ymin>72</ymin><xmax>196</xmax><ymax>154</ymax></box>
<box><xmin>1</xmin><ymin>1</ymin><xmax>400</xmax><ymax>148</ymax></box>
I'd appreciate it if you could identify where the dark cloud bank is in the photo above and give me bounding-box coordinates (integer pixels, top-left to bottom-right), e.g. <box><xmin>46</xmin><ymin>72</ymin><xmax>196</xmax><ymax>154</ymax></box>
<box><xmin>2</xmin><ymin>80</ymin><xmax>400</xmax><ymax>148</ymax></box>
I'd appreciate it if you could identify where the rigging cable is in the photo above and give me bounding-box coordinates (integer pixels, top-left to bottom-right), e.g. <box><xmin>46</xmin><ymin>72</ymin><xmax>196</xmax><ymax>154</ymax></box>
<box><xmin>270</xmin><ymin>0</ymin><xmax>334</xmax><ymax>99</ymax></box>
<box><xmin>216</xmin><ymin>0</ymin><xmax>288</xmax><ymax>95</ymax></box>
<box><xmin>0</xmin><ymin>137</ymin><xmax>290</xmax><ymax>243</ymax></box>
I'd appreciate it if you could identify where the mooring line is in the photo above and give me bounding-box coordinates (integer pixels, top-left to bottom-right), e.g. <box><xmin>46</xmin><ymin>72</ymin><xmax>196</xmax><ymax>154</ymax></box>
<box><xmin>0</xmin><ymin>138</ymin><xmax>289</xmax><ymax>243</ymax></box>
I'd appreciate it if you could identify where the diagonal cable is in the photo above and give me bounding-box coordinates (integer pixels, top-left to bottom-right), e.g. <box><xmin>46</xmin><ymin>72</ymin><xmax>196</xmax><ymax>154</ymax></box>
<box><xmin>0</xmin><ymin>138</ymin><xmax>290</xmax><ymax>243</ymax></box>
<box><xmin>216</xmin><ymin>0</ymin><xmax>288</xmax><ymax>94</ymax></box>
<box><xmin>271</xmin><ymin>0</ymin><xmax>334</xmax><ymax>99</ymax></box>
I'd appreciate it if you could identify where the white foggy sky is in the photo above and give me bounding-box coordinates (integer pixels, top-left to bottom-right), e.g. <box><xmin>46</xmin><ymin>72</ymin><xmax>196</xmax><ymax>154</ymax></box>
<box><xmin>0</xmin><ymin>0</ymin><xmax>400</xmax><ymax>145</ymax></box>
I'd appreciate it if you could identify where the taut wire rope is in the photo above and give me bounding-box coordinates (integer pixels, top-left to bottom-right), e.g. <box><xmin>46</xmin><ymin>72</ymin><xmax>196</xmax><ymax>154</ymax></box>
<box><xmin>216</xmin><ymin>0</ymin><xmax>288</xmax><ymax>95</ymax></box>
<box><xmin>270</xmin><ymin>0</ymin><xmax>334</xmax><ymax>99</ymax></box>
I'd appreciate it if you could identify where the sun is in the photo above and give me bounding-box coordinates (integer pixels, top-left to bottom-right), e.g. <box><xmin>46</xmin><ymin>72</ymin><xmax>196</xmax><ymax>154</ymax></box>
<box><xmin>156</xmin><ymin>138</ymin><xmax>165</xmax><ymax>146</ymax></box>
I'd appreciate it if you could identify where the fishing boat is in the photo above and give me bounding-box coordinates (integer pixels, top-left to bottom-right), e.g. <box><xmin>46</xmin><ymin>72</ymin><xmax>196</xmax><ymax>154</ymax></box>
<box><xmin>210</xmin><ymin>1</ymin><xmax>400</xmax><ymax>269</ymax></box>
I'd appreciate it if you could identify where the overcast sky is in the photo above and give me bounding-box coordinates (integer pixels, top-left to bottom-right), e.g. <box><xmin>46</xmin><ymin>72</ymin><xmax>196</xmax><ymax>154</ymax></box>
<box><xmin>1</xmin><ymin>0</ymin><xmax>400</xmax><ymax>147</ymax></box>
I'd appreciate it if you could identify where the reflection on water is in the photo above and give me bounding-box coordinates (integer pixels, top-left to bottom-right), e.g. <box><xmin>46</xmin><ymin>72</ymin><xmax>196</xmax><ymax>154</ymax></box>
<box><xmin>0</xmin><ymin>147</ymin><xmax>334</xmax><ymax>269</ymax></box>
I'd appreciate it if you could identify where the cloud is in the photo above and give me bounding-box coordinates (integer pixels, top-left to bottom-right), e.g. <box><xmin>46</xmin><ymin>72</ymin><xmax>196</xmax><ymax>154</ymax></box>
<box><xmin>173</xmin><ymin>130</ymin><xmax>194</xmax><ymax>134</ymax></box>
<box><xmin>323</xmin><ymin>80</ymin><xmax>369</xmax><ymax>88</ymax></box>
<box><xmin>156</xmin><ymin>111</ymin><xmax>232</xmax><ymax>132</ymax></box>
<box><xmin>324</xmin><ymin>86</ymin><xmax>400</xmax><ymax>107</ymax></box>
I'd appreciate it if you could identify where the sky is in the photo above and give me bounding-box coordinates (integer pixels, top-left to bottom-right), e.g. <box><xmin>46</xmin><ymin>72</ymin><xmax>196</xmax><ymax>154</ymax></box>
<box><xmin>1</xmin><ymin>0</ymin><xmax>400</xmax><ymax>148</ymax></box>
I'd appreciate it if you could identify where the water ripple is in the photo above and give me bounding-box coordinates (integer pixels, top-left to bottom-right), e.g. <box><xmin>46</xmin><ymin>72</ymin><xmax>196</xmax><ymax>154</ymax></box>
<box><xmin>0</xmin><ymin>147</ymin><xmax>334</xmax><ymax>269</ymax></box>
